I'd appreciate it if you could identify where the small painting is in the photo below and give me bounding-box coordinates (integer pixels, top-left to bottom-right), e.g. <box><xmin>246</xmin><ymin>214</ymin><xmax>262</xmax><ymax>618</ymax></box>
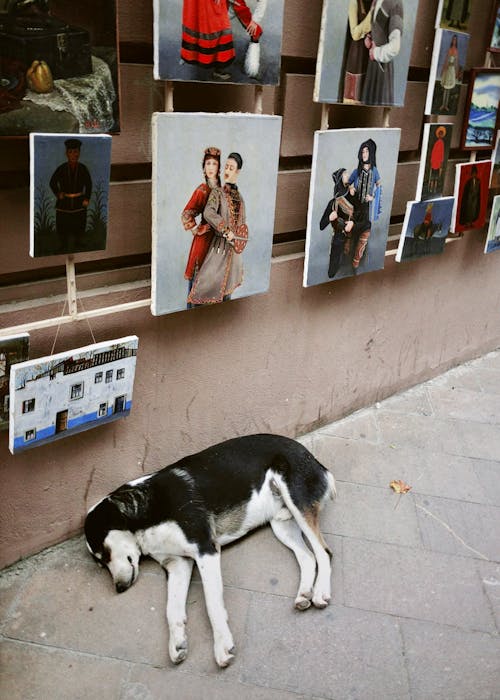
<box><xmin>154</xmin><ymin>0</ymin><xmax>284</xmax><ymax>85</ymax></box>
<box><xmin>489</xmin><ymin>2</ymin><xmax>500</xmax><ymax>52</ymax></box>
<box><xmin>425</xmin><ymin>29</ymin><xmax>469</xmax><ymax>116</ymax></box>
<box><xmin>461</xmin><ymin>68</ymin><xmax>500</xmax><ymax>150</ymax></box>
<box><xmin>151</xmin><ymin>112</ymin><xmax>282</xmax><ymax>316</ymax></box>
<box><xmin>436</xmin><ymin>0</ymin><xmax>472</xmax><ymax>32</ymax></box>
<box><xmin>0</xmin><ymin>333</ymin><xmax>29</xmax><ymax>431</ymax></box>
<box><xmin>30</xmin><ymin>132</ymin><xmax>112</xmax><ymax>257</ymax></box>
<box><xmin>304</xmin><ymin>127</ymin><xmax>401</xmax><ymax>287</ymax></box>
<box><xmin>9</xmin><ymin>336</ymin><xmax>138</xmax><ymax>454</ymax></box>
<box><xmin>0</xmin><ymin>1</ymin><xmax>120</xmax><ymax>137</ymax></box>
<box><xmin>490</xmin><ymin>131</ymin><xmax>500</xmax><ymax>187</ymax></box>
<box><xmin>314</xmin><ymin>0</ymin><xmax>419</xmax><ymax>107</ymax></box>
<box><xmin>485</xmin><ymin>194</ymin><xmax>500</xmax><ymax>253</ymax></box>
<box><xmin>452</xmin><ymin>160</ymin><xmax>491</xmax><ymax>233</ymax></box>
<box><xmin>416</xmin><ymin>123</ymin><xmax>453</xmax><ymax>201</ymax></box>
<box><xmin>395</xmin><ymin>197</ymin><xmax>455</xmax><ymax>263</ymax></box>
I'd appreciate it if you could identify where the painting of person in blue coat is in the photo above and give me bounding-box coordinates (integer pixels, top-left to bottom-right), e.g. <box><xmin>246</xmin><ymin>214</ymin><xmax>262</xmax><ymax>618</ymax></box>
<box><xmin>348</xmin><ymin>138</ymin><xmax>381</xmax><ymax>267</ymax></box>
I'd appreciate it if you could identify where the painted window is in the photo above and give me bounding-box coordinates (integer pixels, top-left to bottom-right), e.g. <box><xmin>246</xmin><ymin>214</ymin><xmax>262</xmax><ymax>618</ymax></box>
<box><xmin>105</xmin><ymin>370</ymin><xmax>113</xmax><ymax>383</ymax></box>
<box><xmin>95</xmin><ymin>372</ymin><xmax>103</xmax><ymax>383</ymax></box>
<box><xmin>22</xmin><ymin>398</ymin><xmax>35</xmax><ymax>413</ymax></box>
<box><xmin>98</xmin><ymin>402</ymin><xmax>108</xmax><ymax>417</ymax></box>
<box><xmin>25</xmin><ymin>428</ymin><xmax>36</xmax><ymax>441</ymax></box>
<box><xmin>116</xmin><ymin>368</ymin><xmax>125</xmax><ymax>380</ymax></box>
<box><xmin>70</xmin><ymin>383</ymin><xmax>84</xmax><ymax>400</ymax></box>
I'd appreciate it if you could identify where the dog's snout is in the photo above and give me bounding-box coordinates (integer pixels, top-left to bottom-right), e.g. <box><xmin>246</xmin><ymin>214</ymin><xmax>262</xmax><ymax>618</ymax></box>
<box><xmin>115</xmin><ymin>581</ymin><xmax>129</xmax><ymax>593</ymax></box>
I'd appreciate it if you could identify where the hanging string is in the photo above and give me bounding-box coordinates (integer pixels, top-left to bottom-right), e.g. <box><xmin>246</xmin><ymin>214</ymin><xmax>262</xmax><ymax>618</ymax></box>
<box><xmin>49</xmin><ymin>298</ymin><xmax>68</xmax><ymax>356</ymax></box>
<box><xmin>77</xmin><ymin>295</ymin><xmax>97</xmax><ymax>345</ymax></box>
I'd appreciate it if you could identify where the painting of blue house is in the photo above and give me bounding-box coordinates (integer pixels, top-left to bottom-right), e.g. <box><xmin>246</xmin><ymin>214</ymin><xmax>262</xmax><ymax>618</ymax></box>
<box><xmin>9</xmin><ymin>336</ymin><xmax>138</xmax><ymax>454</ymax></box>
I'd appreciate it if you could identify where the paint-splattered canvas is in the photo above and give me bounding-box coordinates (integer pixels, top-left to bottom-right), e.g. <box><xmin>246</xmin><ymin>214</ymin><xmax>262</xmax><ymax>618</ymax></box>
<box><xmin>30</xmin><ymin>133</ymin><xmax>112</xmax><ymax>257</ymax></box>
<box><xmin>416</xmin><ymin>123</ymin><xmax>453</xmax><ymax>201</ymax></box>
<box><xmin>9</xmin><ymin>336</ymin><xmax>138</xmax><ymax>454</ymax></box>
<box><xmin>485</xmin><ymin>194</ymin><xmax>500</xmax><ymax>253</ymax></box>
<box><xmin>0</xmin><ymin>0</ymin><xmax>120</xmax><ymax>136</ymax></box>
<box><xmin>0</xmin><ymin>333</ymin><xmax>29</xmax><ymax>431</ymax></box>
<box><xmin>151</xmin><ymin>112</ymin><xmax>282</xmax><ymax>316</ymax></box>
<box><xmin>461</xmin><ymin>69</ymin><xmax>500</xmax><ymax>150</ymax></box>
<box><xmin>154</xmin><ymin>0</ymin><xmax>284</xmax><ymax>85</ymax></box>
<box><xmin>395</xmin><ymin>197</ymin><xmax>455</xmax><ymax>263</ymax></box>
<box><xmin>304</xmin><ymin>128</ymin><xmax>401</xmax><ymax>287</ymax></box>
<box><xmin>425</xmin><ymin>29</ymin><xmax>469</xmax><ymax>116</ymax></box>
<box><xmin>452</xmin><ymin>160</ymin><xmax>491</xmax><ymax>234</ymax></box>
<box><xmin>314</xmin><ymin>0</ymin><xmax>419</xmax><ymax>107</ymax></box>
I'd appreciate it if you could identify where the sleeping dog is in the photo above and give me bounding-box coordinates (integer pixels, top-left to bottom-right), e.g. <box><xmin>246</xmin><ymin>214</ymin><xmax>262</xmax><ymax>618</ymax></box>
<box><xmin>85</xmin><ymin>433</ymin><xmax>336</xmax><ymax>668</ymax></box>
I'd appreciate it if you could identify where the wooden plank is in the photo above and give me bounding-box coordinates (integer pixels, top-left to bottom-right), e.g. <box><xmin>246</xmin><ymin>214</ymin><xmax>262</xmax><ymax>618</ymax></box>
<box><xmin>117</xmin><ymin>0</ymin><xmax>153</xmax><ymax>46</ymax></box>
<box><xmin>281</xmin><ymin>0</ymin><xmax>323</xmax><ymax>58</ymax></box>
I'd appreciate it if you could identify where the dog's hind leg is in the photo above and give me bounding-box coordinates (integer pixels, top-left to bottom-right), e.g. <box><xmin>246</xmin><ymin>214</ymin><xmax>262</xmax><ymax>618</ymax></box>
<box><xmin>164</xmin><ymin>556</ymin><xmax>194</xmax><ymax>664</ymax></box>
<box><xmin>195</xmin><ymin>551</ymin><xmax>235</xmax><ymax>668</ymax></box>
<box><xmin>270</xmin><ymin>516</ymin><xmax>317</xmax><ymax>610</ymax></box>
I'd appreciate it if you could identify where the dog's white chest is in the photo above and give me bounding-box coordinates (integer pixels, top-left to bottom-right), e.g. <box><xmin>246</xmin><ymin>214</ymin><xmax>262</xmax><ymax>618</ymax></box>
<box><xmin>137</xmin><ymin>522</ymin><xmax>197</xmax><ymax>564</ymax></box>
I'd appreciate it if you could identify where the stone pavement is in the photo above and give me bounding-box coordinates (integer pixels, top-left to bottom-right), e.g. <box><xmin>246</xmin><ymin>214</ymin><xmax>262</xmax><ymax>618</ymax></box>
<box><xmin>1</xmin><ymin>351</ymin><xmax>500</xmax><ymax>700</ymax></box>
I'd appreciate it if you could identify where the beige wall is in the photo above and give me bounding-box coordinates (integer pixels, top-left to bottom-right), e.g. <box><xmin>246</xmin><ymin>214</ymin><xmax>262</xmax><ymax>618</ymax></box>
<box><xmin>1</xmin><ymin>0</ymin><xmax>499</xmax><ymax>567</ymax></box>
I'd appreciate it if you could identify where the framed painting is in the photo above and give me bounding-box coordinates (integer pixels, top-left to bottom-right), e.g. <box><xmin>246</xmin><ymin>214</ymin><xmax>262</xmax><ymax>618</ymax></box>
<box><xmin>451</xmin><ymin>160</ymin><xmax>491</xmax><ymax>233</ymax></box>
<box><xmin>9</xmin><ymin>336</ymin><xmax>138</xmax><ymax>454</ymax></box>
<box><xmin>395</xmin><ymin>197</ymin><xmax>455</xmax><ymax>263</ymax></box>
<box><xmin>485</xmin><ymin>194</ymin><xmax>500</xmax><ymax>253</ymax></box>
<box><xmin>436</xmin><ymin>0</ymin><xmax>472</xmax><ymax>33</ymax></box>
<box><xmin>425</xmin><ymin>29</ymin><xmax>469</xmax><ymax>116</ymax></box>
<box><xmin>416</xmin><ymin>123</ymin><xmax>453</xmax><ymax>201</ymax></box>
<box><xmin>0</xmin><ymin>333</ymin><xmax>29</xmax><ymax>431</ymax></box>
<box><xmin>314</xmin><ymin>0</ymin><xmax>419</xmax><ymax>107</ymax></box>
<box><xmin>304</xmin><ymin>127</ymin><xmax>401</xmax><ymax>287</ymax></box>
<box><xmin>154</xmin><ymin>0</ymin><xmax>284</xmax><ymax>85</ymax></box>
<box><xmin>151</xmin><ymin>112</ymin><xmax>282</xmax><ymax>316</ymax></box>
<box><xmin>460</xmin><ymin>68</ymin><xmax>500</xmax><ymax>150</ymax></box>
<box><xmin>30</xmin><ymin>132</ymin><xmax>112</xmax><ymax>257</ymax></box>
<box><xmin>489</xmin><ymin>1</ymin><xmax>500</xmax><ymax>52</ymax></box>
<box><xmin>0</xmin><ymin>0</ymin><xmax>120</xmax><ymax>137</ymax></box>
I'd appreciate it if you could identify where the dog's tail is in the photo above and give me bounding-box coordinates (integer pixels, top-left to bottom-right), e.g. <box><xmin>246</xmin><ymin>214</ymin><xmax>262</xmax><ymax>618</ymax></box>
<box><xmin>325</xmin><ymin>469</ymin><xmax>337</xmax><ymax>502</ymax></box>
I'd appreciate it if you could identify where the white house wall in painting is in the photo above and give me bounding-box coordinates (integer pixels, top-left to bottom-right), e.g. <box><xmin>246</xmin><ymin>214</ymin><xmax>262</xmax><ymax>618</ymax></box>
<box><xmin>9</xmin><ymin>336</ymin><xmax>138</xmax><ymax>454</ymax></box>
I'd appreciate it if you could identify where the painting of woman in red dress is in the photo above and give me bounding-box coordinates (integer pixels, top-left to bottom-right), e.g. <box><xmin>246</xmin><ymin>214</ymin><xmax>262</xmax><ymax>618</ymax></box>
<box><xmin>181</xmin><ymin>0</ymin><xmax>235</xmax><ymax>80</ymax></box>
<box><xmin>181</xmin><ymin>146</ymin><xmax>221</xmax><ymax>307</ymax></box>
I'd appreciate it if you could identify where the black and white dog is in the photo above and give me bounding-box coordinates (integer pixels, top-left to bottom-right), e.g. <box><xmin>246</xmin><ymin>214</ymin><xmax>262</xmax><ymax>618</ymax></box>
<box><xmin>85</xmin><ymin>434</ymin><xmax>336</xmax><ymax>668</ymax></box>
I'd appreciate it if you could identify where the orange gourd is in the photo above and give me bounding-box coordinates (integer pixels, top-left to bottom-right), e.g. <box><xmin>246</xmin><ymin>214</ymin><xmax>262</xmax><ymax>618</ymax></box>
<box><xmin>26</xmin><ymin>60</ymin><xmax>54</xmax><ymax>94</ymax></box>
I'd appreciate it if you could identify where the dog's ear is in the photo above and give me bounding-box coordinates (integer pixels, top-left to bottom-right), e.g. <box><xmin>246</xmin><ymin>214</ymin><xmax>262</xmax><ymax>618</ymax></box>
<box><xmin>85</xmin><ymin>498</ymin><xmax>127</xmax><ymax>556</ymax></box>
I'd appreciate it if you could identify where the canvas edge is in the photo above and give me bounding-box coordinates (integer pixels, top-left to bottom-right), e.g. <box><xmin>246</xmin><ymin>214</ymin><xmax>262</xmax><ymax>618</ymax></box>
<box><xmin>313</xmin><ymin>0</ymin><xmax>330</xmax><ymax>103</ymax></box>
<box><xmin>395</xmin><ymin>200</ymin><xmax>416</xmax><ymax>263</ymax></box>
<box><xmin>303</xmin><ymin>130</ymin><xmax>322</xmax><ymax>287</ymax></box>
<box><xmin>484</xmin><ymin>193</ymin><xmax>500</xmax><ymax>254</ymax></box>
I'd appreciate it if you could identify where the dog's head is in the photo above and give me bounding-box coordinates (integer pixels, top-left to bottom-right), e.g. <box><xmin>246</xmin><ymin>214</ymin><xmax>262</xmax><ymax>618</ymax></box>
<box><xmin>84</xmin><ymin>497</ymin><xmax>141</xmax><ymax>593</ymax></box>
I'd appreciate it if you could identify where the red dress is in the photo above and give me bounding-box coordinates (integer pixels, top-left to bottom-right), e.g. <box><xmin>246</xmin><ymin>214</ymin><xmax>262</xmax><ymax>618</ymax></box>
<box><xmin>181</xmin><ymin>0</ymin><xmax>235</xmax><ymax>67</ymax></box>
<box><xmin>182</xmin><ymin>183</ymin><xmax>214</xmax><ymax>280</ymax></box>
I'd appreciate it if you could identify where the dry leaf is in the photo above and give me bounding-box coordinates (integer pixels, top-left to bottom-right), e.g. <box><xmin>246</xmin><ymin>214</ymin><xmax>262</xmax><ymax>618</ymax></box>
<box><xmin>389</xmin><ymin>479</ymin><xmax>412</xmax><ymax>494</ymax></box>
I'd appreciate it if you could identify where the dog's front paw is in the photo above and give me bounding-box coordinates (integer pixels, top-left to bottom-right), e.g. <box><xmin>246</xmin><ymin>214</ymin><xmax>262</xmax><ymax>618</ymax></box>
<box><xmin>214</xmin><ymin>634</ymin><xmax>236</xmax><ymax>668</ymax></box>
<box><xmin>311</xmin><ymin>591</ymin><xmax>331</xmax><ymax>609</ymax></box>
<box><xmin>169</xmin><ymin>638</ymin><xmax>188</xmax><ymax>664</ymax></box>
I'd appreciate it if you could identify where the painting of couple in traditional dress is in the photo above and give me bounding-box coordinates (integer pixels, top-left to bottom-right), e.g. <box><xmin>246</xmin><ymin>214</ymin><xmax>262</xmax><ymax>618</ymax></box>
<box><xmin>151</xmin><ymin>112</ymin><xmax>282</xmax><ymax>316</ymax></box>
<box><xmin>153</xmin><ymin>0</ymin><xmax>284</xmax><ymax>85</ymax></box>
<box><xmin>314</xmin><ymin>0</ymin><xmax>418</xmax><ymax>107</ymax></box>
<box><xmin>304</xmin><ymin>128</ymin><xmax>400</xmax><ymax>287</ymax></box>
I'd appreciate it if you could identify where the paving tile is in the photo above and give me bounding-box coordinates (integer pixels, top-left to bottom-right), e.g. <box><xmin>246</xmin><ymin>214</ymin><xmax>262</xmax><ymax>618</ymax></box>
<box><xmin>477</xmin><ymin>560</ymin><xmax>500</xmax><ymax>631</ymax></box>
<box><xmin>125</xmin><ymin>665</ymin><xmax>311</xmax><ymax>700</ymax></box>
<box><xmin>376</xmin><ymin>385</ymin><xmax>434</xmax><ymax>416</ymax></box>
<box><xmin>220</xmin><ymin>528</ymin><xmax>344</xmax><ymax>605</ymax></box>
<box><xmin>0</xmin><ymin>639</ymin><xmax>128</xmax><ymax>700</ymax></box>
<box><xmin>342</xmin><ymin>538</ymin><xmax>496</xmax><ymax>633</ymax></box>
<box><xmin>427</xmin><ymin>386</ymin><xmax>500</xmax><ymax>425</ymax></box>
<box><xmin>321</xmin><ymin>481</ymin><xmax>422</xmax><ymax>548</ymax></box>
<box><xmin>470</xmin><ymin>459</ymin><xmax>500</xmax><ymax>506</ymax></box>
<box><xmin>474</xmin><ymin>351</ymin><xmax>500</xmax><ymax>370</ymax></box>
<box><xmin>476</xmin><ymin>368</ymin><xmax>500</xmax><ymax>395</ymax></box>
<box><xmin>455</xmin><ymin>419</ymin><xmax>500</xmax><ymax>462</ymax></box>
<box><xmin>318</xmin><ymin>408</ymin><xmax>380</xmax><ymax>443</ymax></box>
<box><xmin>240</xmin><ymin>595</ymin><xmax>410</xmax><ymax>700</ymax></box>
<box><xmin>427</xmin><ymin>365</ymin><xmax>483</xmax><ymax>392</ymax></box>
<box><xmin>401</xmin><ymin>618</ymin><xmax>500</xmax><ymax>700</ymax></box>
<box><xmin>310</xmin><ymin>436</ymin><xmax>493</xmax><ymax>505</ymax></box>
<box><xmin>375</xmin><ymin>410</ymin><xmax>463</xmax><ymax>455</ymax></box>
<box><xmin>414</xmin><ymin>494</ymin><xmax>500</xmax><ymax>562</ymax></box>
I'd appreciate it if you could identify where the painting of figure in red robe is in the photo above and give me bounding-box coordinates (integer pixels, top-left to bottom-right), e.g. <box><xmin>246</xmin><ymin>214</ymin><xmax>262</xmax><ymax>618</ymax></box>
<box><xmin>452</xmin><ymin>160</ymin><xmax>491</xmax><ymax>234</ymax></box>
<box><xmin>153</xmin><ymin>0</ymin><xmax>284</xmax><ymax>85</ymax></box>
<box><xmin>416</xmin><ymin>123</ymin><xmax>453</xmax><ymax>201</ymax></box>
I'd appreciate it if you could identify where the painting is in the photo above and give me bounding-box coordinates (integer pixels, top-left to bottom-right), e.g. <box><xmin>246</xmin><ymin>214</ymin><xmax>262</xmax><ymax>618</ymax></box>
<box><xmin>314</xmin><ymin>0</ymin><xmax>419</xmax><ymax>107</ymax></box>
<box><xmin>485</xmin><ymin>194</ymin><xmax>500</xmax><ymax>253</ymax></box>
<box><xmin>395</xmin><ymin>197</ymin><xmax>455</xmax><ymax>263</ymax></box>
<box><xmin>490</xmin><ymin>130</ymin><xmax>500</xmax><ymax>187</ymax></box>
<box><xmin>153</xmin><ymin>0</ymin><xmax>284</xmax><ymax>85</ymax></box>
<box><xmin>451</xmin><ymin>160</ymin><xmax>491</xmax><ymax>233</ymax></box>
<box><xmin>436</xmin><ymin>0</ymin><xmax>472</xmax><ymax>32</ymax></box>
<box><xmin>9</xmin><ymin>336</ymin><xmax>138</xmax><ymax>454</ymax></box>
<box><xmin>425</xmin><ymin>29</ymin><xmax>469</xmax><ymax>116</ymax></box>
<box><xmin>416</xmin><ymin>123</ymin><xmax>453</xmax><ymax>201</ymax></box>
<box><xmin>0</xmin><ymin>0</ymin><xmax>119</xmax><ymax>137</ymax></box>
<box><xmin>304</xmin><ymin>127</ymin><xmax>401</xmax><ymax>287</ymax></box>
<box><xmin>489</xmin><ymin>1</ymin><xmax>500</xmax><ymax>52</ymax></box>
<box><xmin>0</xmin><ymin>333</ymin><xmax>29</xmax><ymax>431</ymax></box>
<box><xmin>151</xmin><ymin>112</ymin><xmax>282</xmax><ymax>316</ymax></box>
<box><xmin>30</xmin><ymin>132</ymin><xmax>112</xmax><ymax>257</ymax></box>
<box><xmin>461</xmin><ymin>68</ymin><xmax>500</xmax><ymax>150</ymax></box>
